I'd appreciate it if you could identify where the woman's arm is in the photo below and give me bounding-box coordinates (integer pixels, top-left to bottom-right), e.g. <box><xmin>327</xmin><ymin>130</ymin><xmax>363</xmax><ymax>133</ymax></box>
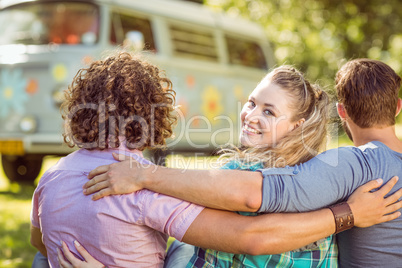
<box><xmin>184</xmin><ymin>207</ymin><xmax>335</xmax><ymax>255</ymax></box>
<box><xmin>58</xmin><ymin>241</ymin><xmax>105</xmax><ymax>268</ymax></box>
<box><xmin>59</xmin><ymin>209</ymin><xmax>330</xmax><ymax>264</ymax></box>
<box><xmin>30</xmin><ymin>225</ymin><xmax>47</xmax><ymax>257</ymax></box>
<box><xmin>62</xmin><ymin>177</ymin><xmax>402</xmax><ymax>263</ymax></box>
<box><xmin>85</xmin><ymin>153</ymin><xmax>262</xmax><ymax>212</ymax></box>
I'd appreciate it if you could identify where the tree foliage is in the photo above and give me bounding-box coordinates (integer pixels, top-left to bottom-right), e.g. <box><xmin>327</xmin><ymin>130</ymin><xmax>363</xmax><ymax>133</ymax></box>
<box><xmin>205</xmin><ymin>0</ymin><xmax>402</xmax><ymax>92</ymax></box>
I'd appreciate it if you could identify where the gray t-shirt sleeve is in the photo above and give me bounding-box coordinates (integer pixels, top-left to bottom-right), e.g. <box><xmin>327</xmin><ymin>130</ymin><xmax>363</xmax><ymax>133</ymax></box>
<box><xmin>257</xmin><ymin>146</ymin><xmax>371</xmax><ymax>213</ymax></box>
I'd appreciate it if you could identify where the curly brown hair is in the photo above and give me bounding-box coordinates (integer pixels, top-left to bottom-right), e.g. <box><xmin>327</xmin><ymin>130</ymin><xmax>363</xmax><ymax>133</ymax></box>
<box><xmin>61</xmin><ymin>52</ymin><xmax>176</xmax><ymax>151</ymax></box>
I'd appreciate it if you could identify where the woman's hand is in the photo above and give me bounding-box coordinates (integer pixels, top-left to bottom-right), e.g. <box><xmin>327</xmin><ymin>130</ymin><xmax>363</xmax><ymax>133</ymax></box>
<box><xmin>57</xmin><ymin>240</ymin><xmax>105</xmax><ymax>268</ymax></box>
<box><xmin>84</xmin><ymin>153</ymin><xmax>153</xmax><ymax>200</ymax></box>
<box><xmin>347</xmin><ymin>176</ymin><xmax>402</xmax><ymax>228</ymax></box>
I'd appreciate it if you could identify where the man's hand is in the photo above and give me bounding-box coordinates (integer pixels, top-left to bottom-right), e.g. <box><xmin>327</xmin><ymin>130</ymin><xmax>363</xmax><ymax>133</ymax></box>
<box><xmin>347</xmin><ymin>176</ymin><xmax>402</xmax><ymax>228</ymax></box>
<box><xmin>84</xmin><ymin>153</ymin><xmax>151</xmax><ymax>200</ymax></box>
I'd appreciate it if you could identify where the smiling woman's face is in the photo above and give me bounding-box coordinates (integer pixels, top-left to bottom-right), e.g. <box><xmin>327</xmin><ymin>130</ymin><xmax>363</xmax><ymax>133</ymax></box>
<box><xmin>240</xmin><ymin>79</ymin><xmax>298</xmax><ymax>148</ymax></box>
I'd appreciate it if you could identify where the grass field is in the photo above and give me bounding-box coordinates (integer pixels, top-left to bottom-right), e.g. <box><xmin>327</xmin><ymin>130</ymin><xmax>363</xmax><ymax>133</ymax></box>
<box><xmin>0</xmin><ymin>156</ymin><xmax>60</xmax><ymax>268</ymax></box>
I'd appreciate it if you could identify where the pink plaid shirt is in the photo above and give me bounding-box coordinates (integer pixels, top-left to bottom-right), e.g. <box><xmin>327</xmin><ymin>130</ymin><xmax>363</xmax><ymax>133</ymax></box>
<box><xmin>31</xmin><ymin>148</ymin><xmax>204</xmax><ymax>268</ymax></box>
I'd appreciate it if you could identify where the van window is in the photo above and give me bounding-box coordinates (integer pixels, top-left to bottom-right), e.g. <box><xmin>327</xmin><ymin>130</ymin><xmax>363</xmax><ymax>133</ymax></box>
<box><xmin>225</xmin><ymin>36</ymin><xmax>267</xmax><ymax>69</ymax></box>
<box><xmin>0</xmin><ymin>2</ymin><xmax>99</xmax><ymax>45</ymax></box>
<box><xmin>169</xmin><ymin>25</ymin><xmax>218</xmax><ymax>61</ymax></box>
<box><xmin>110</xmin><ymin>12</ymin><xmax>156</xmax><ymax>51</ymax></box>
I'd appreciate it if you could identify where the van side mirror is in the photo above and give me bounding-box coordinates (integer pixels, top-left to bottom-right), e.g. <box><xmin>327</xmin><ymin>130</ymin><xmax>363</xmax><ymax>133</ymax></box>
<box><xmin>124</xmin><ymin>31</ymin><xmax>145</xmax><ymax>51</ymax></box>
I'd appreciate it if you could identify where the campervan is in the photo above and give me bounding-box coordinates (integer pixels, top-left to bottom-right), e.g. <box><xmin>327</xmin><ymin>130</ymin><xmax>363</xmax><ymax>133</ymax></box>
<box><xmin>0</xmin><ymin>0</ymin><xmax>274</xmax><ymax>182</ymax></box>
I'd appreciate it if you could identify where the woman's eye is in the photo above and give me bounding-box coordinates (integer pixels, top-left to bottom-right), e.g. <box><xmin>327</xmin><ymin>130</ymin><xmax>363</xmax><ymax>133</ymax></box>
<box><xmin>264</xmin><ymin>109</ymin><xmax>273</xmax><ymax>116</ymax></box>
<box><xmin>248</xmin><ymin>101</ymin><xmax>255</xmax><ymax>107</ymax></box>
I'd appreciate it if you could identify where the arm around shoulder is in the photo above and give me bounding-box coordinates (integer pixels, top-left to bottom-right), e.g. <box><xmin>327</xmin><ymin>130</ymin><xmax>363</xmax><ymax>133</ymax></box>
<box><xmin>258</xmin><ymin>147</ymin><xmax>367</xmax><ymax>213</ymax></box>
<box><xmin>143</xmin><ymin>167</ymin><xmax>263</xmax><ymax>212</ymax></box>
<box><xmin>86</xmin><ymin>155</ymin><xmax>263</xmax><ymax>211</ymax></box>
<box><xmin>182</xmin><ymin>207</ymin><xmax>335</xmax><ymax>255</ymax></box>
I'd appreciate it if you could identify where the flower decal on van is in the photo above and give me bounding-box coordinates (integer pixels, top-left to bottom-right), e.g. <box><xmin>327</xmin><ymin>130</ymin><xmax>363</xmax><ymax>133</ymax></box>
<box><xmin>186</xmin><ymin>75</ymin><xmax>195</xmax><ymax>89</ymax></box>
<box><xmin>52</xmin><ymin>64</ymin><xmax>68</xmax><ymax>82</ymax></box>
<box><xmin>26</xmin><ymin>79</ymin><xmax>39</xmax><ymax>95</ymax></box>
<box><xmin>201</xmin><ymin>86</ymin><xmax>223</xmax><ymax>124</ymax></box>
<box><xmin>0</xmin><ymin>69</ymin><xmax>28</xmax><ymax>118</ymax></box>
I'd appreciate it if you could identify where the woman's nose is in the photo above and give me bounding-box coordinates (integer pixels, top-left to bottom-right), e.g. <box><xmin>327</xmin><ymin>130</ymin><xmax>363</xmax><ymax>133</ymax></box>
<box><xmin>244</xmin><ymin>108</ymin><xmax>260</xmax><ymax>123</ymax></box>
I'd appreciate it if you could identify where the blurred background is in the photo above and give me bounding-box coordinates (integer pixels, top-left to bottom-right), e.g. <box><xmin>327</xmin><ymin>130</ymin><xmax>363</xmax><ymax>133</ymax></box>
<box><xmin>206</xmin><ymin>0</ymin><xmax>402</xmax><ymax>92</ymax></box>
<box><xmin>1</xmin><ymin>0</ymin><xmax>401</xmax><ymax>266</ymax></box>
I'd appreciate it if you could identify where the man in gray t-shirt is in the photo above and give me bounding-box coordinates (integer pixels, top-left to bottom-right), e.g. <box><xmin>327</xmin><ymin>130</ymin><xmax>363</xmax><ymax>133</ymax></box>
<box><xmin>258</xmin><ymin>141</ymin><xmax>402</xmax><ymax>267</ymax></box>
<box><xmin>256</xmin><ymin>59</ymin><xmax>402</xmax><ymax>267</ymax></box>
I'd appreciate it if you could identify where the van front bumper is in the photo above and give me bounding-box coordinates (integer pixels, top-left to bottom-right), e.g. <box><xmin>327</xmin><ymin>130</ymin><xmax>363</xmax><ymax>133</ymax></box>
<box><xmin>0</xmin><ymin>134</ymin><xmax>74</xmax><ymax>155</ymax></box>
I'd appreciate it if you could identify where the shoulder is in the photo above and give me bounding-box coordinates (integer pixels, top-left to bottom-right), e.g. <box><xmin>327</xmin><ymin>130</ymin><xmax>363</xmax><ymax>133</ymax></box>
<box><xmin>138</xmin><ymin>189</ymin><xmax>204</xmax><ymax>222</ymax></box>
<box><xmin>221</xmin><ymin>160</ymin><xmax>264</xmax><ymax>171</ymax></box>
<box><xmin>356</xmin><ymin>141</ymin><xmax>395</xmax><ymax>157</ymax></box>
<box><xmin>304</xmin><ymin>145</ymin><xmax>366</xmax><ymax>169</ymax></box>
<box><xmin>258</xmin><ymin>146</ymin><xmax>362</xmax><ymax>176</ymax></box>
<box><xmin>35</xmin><ymin>166</ymin><xmax>65</xmax><ymax>190</ymax></box>
<box><xmin>258</xmin><ymin>166</ymin><xmax>298</xmax><ymax>176</ymax></box>
<box><xmin>336</xmin><ymin>141</ymin><xmax>395</xmax><ymax>163</ymax></box>
<box><xmin>138</xmin><ymin>189</ymin><xmax>199</xmax><ymax>210</ymax></box>
<box><xmin>221</xmin><ymin>160</ymin><xmax>241</xmax><ymax>170</ymax></box>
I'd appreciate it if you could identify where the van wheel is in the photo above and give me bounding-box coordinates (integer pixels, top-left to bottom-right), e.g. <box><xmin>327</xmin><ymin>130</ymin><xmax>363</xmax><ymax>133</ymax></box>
<box><xmin>1</xmin><ymin>155</ymin><xmax>43</xmax><ymax>184</ymax></box>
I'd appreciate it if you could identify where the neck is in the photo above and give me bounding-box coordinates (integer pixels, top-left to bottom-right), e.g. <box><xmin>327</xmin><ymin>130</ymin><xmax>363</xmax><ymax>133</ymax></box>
<box><xmin>113</xmin><ymin>136</ymin><xmax>144</xmax><ymax>157</ymax></box>
<box><xmin>349</xmin><ymin>124</ymin><xmax>402</xmax><ymax>152</ymax></box>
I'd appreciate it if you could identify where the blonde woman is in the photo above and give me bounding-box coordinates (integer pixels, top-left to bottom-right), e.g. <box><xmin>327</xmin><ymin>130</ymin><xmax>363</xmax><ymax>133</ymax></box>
<box><xmin>185</xmin><ymin>65</ymin><xmax>335</xmax><ymax>267</ymax></box>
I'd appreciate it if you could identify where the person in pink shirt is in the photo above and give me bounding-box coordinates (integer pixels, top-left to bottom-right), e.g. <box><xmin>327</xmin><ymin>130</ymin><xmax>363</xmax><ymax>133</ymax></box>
<box><xmin>30</xmin><ymin>52</ymin><xmax>204</xmax><ymax>267</ymax></box>
<box><xmin>30</xmin><ymin>52</ymin><xmax>402</xmax><ymax>268</ymax></box>
<box><xmin>31</xmin><ymin>148</ymin><xmax>204</xmax><ymax>267</ymax></box>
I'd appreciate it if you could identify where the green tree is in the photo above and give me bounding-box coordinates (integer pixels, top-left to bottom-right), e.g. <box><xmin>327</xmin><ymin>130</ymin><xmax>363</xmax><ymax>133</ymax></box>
<box><xmin>205</xmin><ymin>0</ymin><xmax>402</xmax><ymax>93</ymax></box>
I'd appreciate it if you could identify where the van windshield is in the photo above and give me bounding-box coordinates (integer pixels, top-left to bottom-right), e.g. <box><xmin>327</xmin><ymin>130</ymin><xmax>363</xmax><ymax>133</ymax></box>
<box><xmin>0</xmin><ymin>2</ymin><xmax>99</xmax><ymax>45</ymax></box>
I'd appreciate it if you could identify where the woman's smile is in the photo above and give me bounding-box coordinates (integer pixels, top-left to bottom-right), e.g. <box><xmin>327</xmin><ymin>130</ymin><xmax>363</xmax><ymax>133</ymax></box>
<box><xmin>243</xmin><ymin>123</ymin><xmax>262</xmax><ymax>135</ymax></box>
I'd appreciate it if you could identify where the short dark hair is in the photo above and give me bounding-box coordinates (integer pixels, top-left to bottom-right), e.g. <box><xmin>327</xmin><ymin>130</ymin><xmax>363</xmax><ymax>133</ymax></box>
<box><xmin>62</xmin><ymin>52</ymin><xmax>177</xmax><ymax>150</ymax></box>
<box><xmin>336</xmin><ymin>58</ymin><xmax>401</xmax><ymax>128</ymax></box>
